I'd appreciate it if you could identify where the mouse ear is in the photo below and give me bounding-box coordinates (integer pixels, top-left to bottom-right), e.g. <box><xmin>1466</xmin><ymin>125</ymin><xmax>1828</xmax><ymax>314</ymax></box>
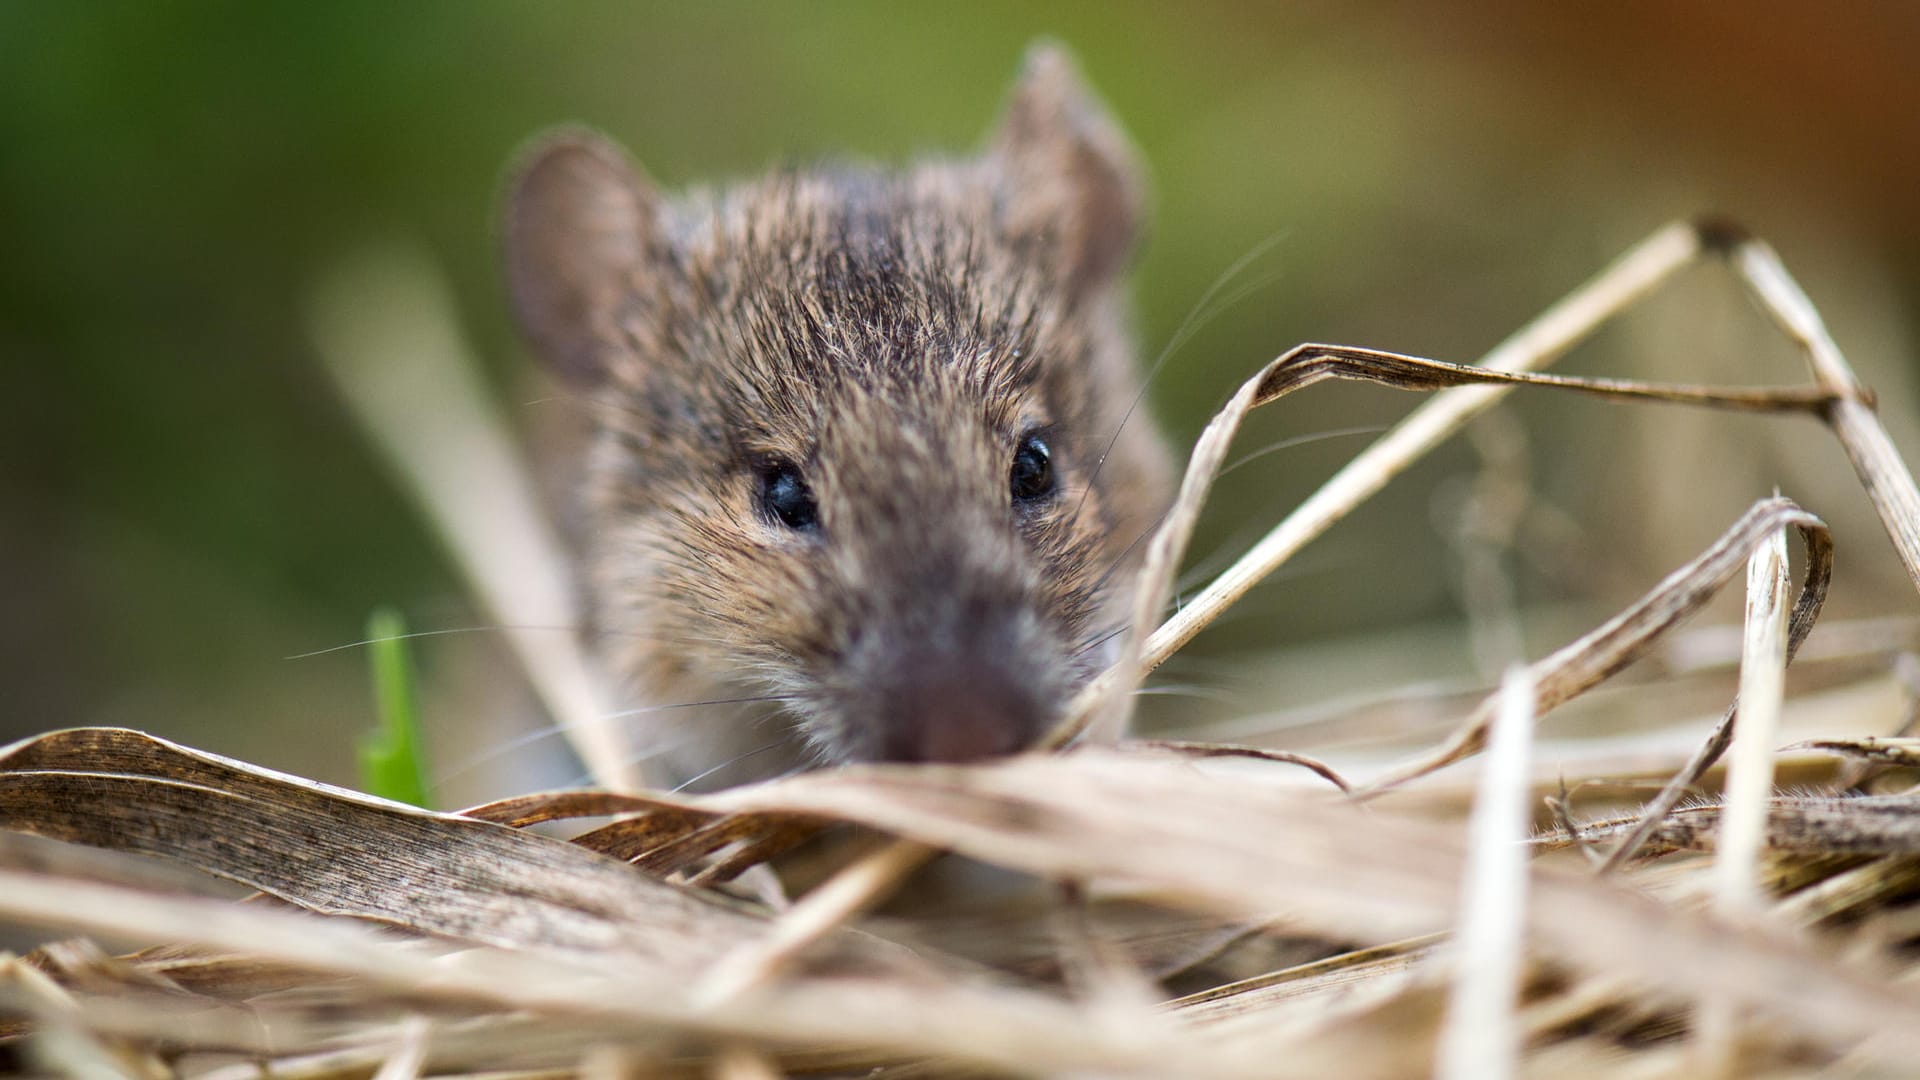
<box><xmin>989</xmin><ymin>43</ymin><xmax>1146</xmax><ymax>294</ymax></box>
<box><xmin>503</xmin><ymin>128</ymin><xmax>659</xmax><ymax>383</ymax></box>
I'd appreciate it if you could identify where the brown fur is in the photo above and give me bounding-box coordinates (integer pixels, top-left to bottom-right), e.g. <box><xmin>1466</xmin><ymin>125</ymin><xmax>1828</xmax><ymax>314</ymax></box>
<box><xmin>504</xmin><ymin>45</ymin><xmax>1171</xmax><ymax>783</ymax></box>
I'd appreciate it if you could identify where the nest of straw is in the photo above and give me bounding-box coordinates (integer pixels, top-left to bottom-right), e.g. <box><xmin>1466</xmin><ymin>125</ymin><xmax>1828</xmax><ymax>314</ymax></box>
<box><xmin>6</xmin><ymin>219</ymin><xmax>1920</xmax><ymax>1079</ymax></box>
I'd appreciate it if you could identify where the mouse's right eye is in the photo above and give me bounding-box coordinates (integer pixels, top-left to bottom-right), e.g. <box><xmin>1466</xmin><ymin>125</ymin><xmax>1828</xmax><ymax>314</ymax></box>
<box><xmin>755</xmin><ymin>458</ymin><xmax>818</xmax><ymax>531</ymax></box>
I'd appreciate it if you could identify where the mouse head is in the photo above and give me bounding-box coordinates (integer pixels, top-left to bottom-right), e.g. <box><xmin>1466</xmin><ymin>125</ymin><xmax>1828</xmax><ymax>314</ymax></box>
<box><xmin>504</xmin><ymin>45</ymin><xmax>1171</xmax><ymax>771</ymax></box>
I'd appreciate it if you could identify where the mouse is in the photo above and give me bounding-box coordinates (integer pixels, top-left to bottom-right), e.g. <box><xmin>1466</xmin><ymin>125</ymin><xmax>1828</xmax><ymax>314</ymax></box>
<box><xmin>503</xmin><ymin>44</ymin><xmax>1172</xmax><ymax>787</ymax></box>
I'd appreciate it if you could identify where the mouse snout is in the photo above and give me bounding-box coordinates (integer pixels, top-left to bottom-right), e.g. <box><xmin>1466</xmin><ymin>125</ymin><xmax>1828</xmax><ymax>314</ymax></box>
<box><xmin>874</xmin><ymin>654</ymin><xmax>1050</xmax><ymax>763</ymax></box>
<box><xmin>834</xmin><ymin>597</ymin><xmax>1067</xmax><ymax>764</ymax></box>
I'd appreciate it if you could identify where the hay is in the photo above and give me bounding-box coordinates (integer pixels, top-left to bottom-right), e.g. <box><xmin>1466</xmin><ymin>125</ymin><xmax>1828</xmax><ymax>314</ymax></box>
<box><xmin>6</xmin><ymin>218</ymin><xmax>1920</xmax><ymax>1078</ymax></box>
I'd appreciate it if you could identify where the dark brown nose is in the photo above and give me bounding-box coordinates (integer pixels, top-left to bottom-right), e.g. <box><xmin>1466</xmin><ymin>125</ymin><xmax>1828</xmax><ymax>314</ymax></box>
<box><xmin>873</xmin><ymin>655</ymin><xmax>1051</xmax><ymax>764</ymax></box>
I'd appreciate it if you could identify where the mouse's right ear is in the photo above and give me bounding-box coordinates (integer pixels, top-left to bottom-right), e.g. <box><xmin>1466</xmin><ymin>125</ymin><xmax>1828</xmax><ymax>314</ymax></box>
<box><xmin>989</xmin><ymin>43</ymin><xmax>1145</xmax><ymax>297</ymax></box>
<box><xmin>503</xmin><ymin>128</ymin><xmax>659</xmax><ymax>384</ymax></box>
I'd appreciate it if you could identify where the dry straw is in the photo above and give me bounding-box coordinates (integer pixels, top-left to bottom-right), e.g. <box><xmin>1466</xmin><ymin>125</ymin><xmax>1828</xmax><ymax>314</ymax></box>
<box><xmin>5</xmin><ymin>217</ymin><xmax>1920</xmax><ymax>1078</ymax></box>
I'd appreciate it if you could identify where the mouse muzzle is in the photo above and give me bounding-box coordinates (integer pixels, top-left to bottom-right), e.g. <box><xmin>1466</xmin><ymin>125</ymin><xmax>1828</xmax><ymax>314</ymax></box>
<box><xmin>823</xmin><ymin>560</ymin><xmax>1073</xmax><ymax>765</ymax></box>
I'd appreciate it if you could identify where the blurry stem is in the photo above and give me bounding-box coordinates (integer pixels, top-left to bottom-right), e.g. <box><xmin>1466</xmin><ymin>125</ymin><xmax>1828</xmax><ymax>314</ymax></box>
<box><xmin>1436</xmin><ymin>664</ymin><xmax>1536</xmax><ymax>1080</ymax></box>
<box><xmin>309</xmin><ymin>243</ymin><xmax>635</xmax><ymax>792</ymax></box>
<box><xmin>1694</xmin><ymin>524</ymin><xmax>1791</xmax><ymax>1074</ymax></box>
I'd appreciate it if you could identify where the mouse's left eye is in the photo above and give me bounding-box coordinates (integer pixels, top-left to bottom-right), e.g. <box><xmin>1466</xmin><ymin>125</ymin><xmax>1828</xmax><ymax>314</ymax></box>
<box><xmin>756</xmin><ymin>458</ymin><xmax>818</xmax><ymax>531</ymax></box>
<box><xmin>1010</xmin><ymin>433</ymin><xmax>1055</xmax><ymax>503</ymax></box>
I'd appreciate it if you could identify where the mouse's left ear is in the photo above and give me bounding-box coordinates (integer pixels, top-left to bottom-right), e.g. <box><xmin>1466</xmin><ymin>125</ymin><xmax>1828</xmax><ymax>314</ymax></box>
<box><xmin>989</xmin><ymin>42</ymin><xmax>1147</xmax><ymax>295</ymax></box>
<box><xmin>503</xmin><ymin>127</ymin><xmax>660</xmax><ymax>385</ymax></box>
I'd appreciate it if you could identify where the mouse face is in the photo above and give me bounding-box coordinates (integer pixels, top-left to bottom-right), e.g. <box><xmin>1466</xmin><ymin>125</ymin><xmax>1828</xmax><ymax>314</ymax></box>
<box><xmin>505</xmin><ymin>46</ymin><xmax>1171</xmax><ymax>778</ymax></box>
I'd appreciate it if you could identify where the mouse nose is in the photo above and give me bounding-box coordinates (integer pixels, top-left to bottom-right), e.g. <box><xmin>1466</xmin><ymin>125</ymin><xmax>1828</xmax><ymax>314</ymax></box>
<box><xmin>873</xmin><ymin>655</ymin><xmax>1051</xmax><ymax>764</ymax></box>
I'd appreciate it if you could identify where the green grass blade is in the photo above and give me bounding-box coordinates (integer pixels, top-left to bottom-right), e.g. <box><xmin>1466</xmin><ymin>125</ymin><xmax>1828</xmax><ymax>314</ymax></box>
<box><xmin>357</xmin><ymin>606</ymin><xmax>432</xmax><ymax>808</ymax></box>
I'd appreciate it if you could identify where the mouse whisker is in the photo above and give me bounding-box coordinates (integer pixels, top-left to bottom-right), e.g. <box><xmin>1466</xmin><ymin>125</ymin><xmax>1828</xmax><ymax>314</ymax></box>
<box><xmin>669</xmin><ymin>734</ymin><xmax>802</xmax><ymax>793</ymax></box>
<box><xmin>283</xmin><ymin>623</ymin><xmax>588</xmax><ymax>660</ymax></box>
<box><xmin>1215</xmin><ymin>424</ymin><xmax>1390</xmax><ymax>481</ymax></box>
<box><xmin>430</xmin><ymin>721</ymin><xmax>584</xmax><ymax>788</ymax></box>
<box><xmin>593</xmin><ymin>693</ymin><xmax>798</xmax><ymax>724</ymax></box>
<box><xmin>431</xmin><ymin>693</ymin><xmax>799</xmax><ymax>792</ymax></box>
<box><xmin>1132</xmin><ymin>682</ymin><xmax>1240</xmax><ymax>705</ymax></box>
<box><xmin>1074</xmin><ymin>621</ymin><xmax>1131</xmax><ymax>660</ymax></box>
<box><xmin>1082</xmin><ymin>508</ymin><xmax>1172</xmax><ymax>603</ymax></box>
<box><xmin>1068</xmin><ymin>230</ymin><xmax>1291</xmax><ymax>530</ymax></box>
<box><xmin>285</xmin><ymin>620</ymin><xmax>720</xmax><ymax>662</ymax></box>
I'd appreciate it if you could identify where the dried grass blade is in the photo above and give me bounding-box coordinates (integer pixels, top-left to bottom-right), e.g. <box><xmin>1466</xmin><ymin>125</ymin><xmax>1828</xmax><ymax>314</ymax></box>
<box><xmin>1726</xmin><ymin>236</ymin><xmax>1920</xmax><ymax>592</ymax></box>
<box><xmin>1824</xmin><ymin>395</ymin><xmax>1920</xmax><ymax>590</ymax></box>
<box><xmin>1695</xmin><ymin>524</ymin><xmax>1792</xmax><ymax>1071</ymax></box>
<box><xmin>0</xmin><ymin>728</ymin><xmax>766</xmax><ymax>966</ymax></box>
<box><xmin>712</xmin><ymin>1043</ymin><xmax>784</xmax><ymax>1080</ymax></box>
<box><xmin>0</xmin><ymin>868</ymin><xmax>1252</xmax><ymax>1079</ymax></box>
<box><xmin>459</xmin><ymin>790</ymin><xmax>703</xmax><ymax>828</ymax></box>
<box><xmin>1241</xmin><ymin>347</ymin><xmax>1831</xmax><ymax>414</ymax></box>
<box><xmin>1775</xmin><ymin>857</ymin><xmax>1920</xmax><ymax>926</ymax></box>
<box><xmin>1714</xmin><ymin>527</ymin><xmax>1792</xmax><ymax>913</ymax></box>
<box><xmin>370</xmin><ymin>1015</ymin><xmax>432</xmax><ymax>1080</ymax></box>
<box><xmin>571</xmin><ymin>808</ymin><xmax>726</xmax><ymax>861</ymax></box>
<box><xmin>631</xmin><ymin>815</ymin><xmax>767</xmax><ymax>874</ymax></box>
<box><xmin>1120</xmin><ymin>739</ymin><xmax>1353</xmax><ymax>793</ymax></box>
<box><xmin>2</xmin><ymin>959</ymin><xmax>307</xmax><ymax>1060</ymax></box>
<box><xmin>1533</xmin><ymin>794</ymin><xmax>1920</xmax><ymax>858</ymax></box>
<box><xmin>1435</xmin><ymin>666</ymin><xmax>1536</xmax><ymax>1080</ymax></box>
<box><xmin>0</xmin><ymin>952</ymin><xmax>155</xmax><ymax>1080</ymax></box>
<box><xmin>1589</xmin><ymin>520</ymin><xmax>1833</xmax><ymax>871</ymax></box>
<box><xmin>699</xmin><ymin>752</ymin><xmax>1920</xmax><ymax>1061</ymax></box>
<box><xmin>687</xmin><ymin>823</ymin><xmax>825</xmax><ymax>887</ymax></box>
<box><xmin>1169</xmin><ymin>934</ymin><xmax>1443</xmax><ymax>1021</ymax></box>
<box><xmin>1784</xmin><ymin>736</ymin><xmax>1920</xmax><ymax>767</ymax></box>
<box><xmin>693</xmin><ymin>838</ymin><xmax>936</xmax><ymax>1008</ymax></box>
<box><xmin>1363</xmin><ymin>496</ymin><xmax>1830</xmax><ymax>795</ymax></box>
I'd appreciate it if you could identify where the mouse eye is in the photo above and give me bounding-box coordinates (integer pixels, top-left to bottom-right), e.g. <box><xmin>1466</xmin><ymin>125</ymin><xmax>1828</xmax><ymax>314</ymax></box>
<box><xmin>756</xmin><ymin>458</ymin><xmax>818</xmax><ymax>531</ymax></box>
<box><xmin>1009</xmin><ymin>433</ymin><xmax>1055</xmax><ymax>504</ymax></box>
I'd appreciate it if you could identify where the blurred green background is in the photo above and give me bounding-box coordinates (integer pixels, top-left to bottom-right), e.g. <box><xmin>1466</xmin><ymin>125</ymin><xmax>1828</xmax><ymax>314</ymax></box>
<box><xmin>4</xmin><ymin>2</ymin><xmax>1917</xmax><ymax>801</ymax></box>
